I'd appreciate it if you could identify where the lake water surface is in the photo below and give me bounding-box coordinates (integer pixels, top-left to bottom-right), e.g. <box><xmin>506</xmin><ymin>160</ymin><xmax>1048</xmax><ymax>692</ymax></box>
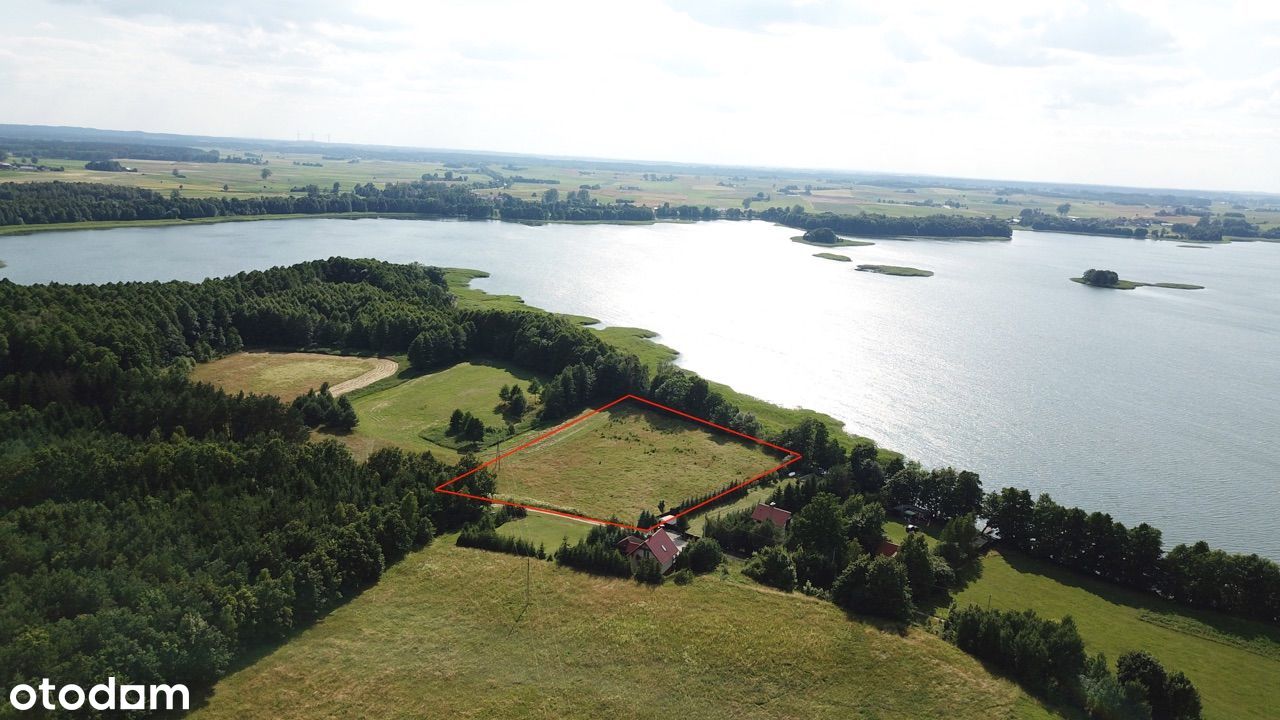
<box><xmin>3</xmin><ymin>218</ymin><xmax>1277</xmax><ymax>558</ymax></box>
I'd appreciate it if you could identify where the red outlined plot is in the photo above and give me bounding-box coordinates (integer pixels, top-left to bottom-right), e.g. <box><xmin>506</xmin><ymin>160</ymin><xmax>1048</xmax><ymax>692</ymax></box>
<box><xmin>434</xmin><ymin>394</ymin><xmax>803</xmax><ymax>532</ymax></box>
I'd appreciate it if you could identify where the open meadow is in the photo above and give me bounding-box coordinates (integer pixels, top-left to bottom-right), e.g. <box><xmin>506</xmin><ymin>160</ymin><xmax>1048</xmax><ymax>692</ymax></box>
<box><xmin>190</xmin><ymin>351</ymin><xmax>389</xmax><ymax>399</ymax></box>
<box><xmin>189</xmin><ymin>540</ymin><xmax>1056</xmax><ymax>720</ymax></box>
<box><xmin>334</xmin><ymin>360</ymin><xmax>543</xmax><ymax>463</ymax></box>
<box><xmin>493</xmin><ymin>402</ymin><xmax>785</xmax><ymax>522</ymax></box>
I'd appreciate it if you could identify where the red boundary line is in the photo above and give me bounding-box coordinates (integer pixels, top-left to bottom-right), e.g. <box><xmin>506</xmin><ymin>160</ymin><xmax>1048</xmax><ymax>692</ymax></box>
<box><xmin>434</xmin><ymin>393</ymin><xmax>803</xmax><ymax>533</ymax></box>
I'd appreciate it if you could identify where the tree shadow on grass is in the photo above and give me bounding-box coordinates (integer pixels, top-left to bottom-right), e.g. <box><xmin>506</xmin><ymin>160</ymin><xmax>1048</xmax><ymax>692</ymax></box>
<box><xmin>999</xmin><ymin>549</ymin><xmax>1280</xmax><ymax>649</ymax></box>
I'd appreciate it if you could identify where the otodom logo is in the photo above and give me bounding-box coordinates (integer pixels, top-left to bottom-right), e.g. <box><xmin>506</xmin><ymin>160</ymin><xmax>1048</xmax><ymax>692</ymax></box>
<box><xmin>7</xmin><ymin>678</ymin><xmax>189</xmax><ymax>712</ymax></box>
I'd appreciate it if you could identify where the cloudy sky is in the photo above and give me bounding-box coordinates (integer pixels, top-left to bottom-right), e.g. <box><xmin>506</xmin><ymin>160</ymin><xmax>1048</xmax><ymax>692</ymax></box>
<box><xmin>3</xmin><ymin>0</ymin><xmax>1278</xmax><ymax>192</ymax></box>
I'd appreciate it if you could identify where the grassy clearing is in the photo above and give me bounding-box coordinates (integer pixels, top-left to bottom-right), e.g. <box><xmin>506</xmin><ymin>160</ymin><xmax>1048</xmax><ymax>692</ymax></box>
<box><xmin>948</xmin><ymin>550</ymin><xmax>1280</xmax><ymax>720</ymax></box>
<box><xmin>190</xmin><ymin>352</ymin><xmax>385</xmax><ymax>399</ymax></box>
<box><xmin>495</xmin><ymin>402</ymin><xmax>783</xmax><ymax>522</ymax></box>
<box><xmin>191</xmin><ymin>541</ymin><xmax>1055</xmax><ymax>720</ymax></box>
<box><xmin>856</xmin><ymin>264</ymin><xmax>934</xmax><ymax>277</ymax></box>
<box><xmin>342</xmin><ymin>360</ymin><xmax>544</xmax><ymax>463</ymax></box>
<box><xmin>1070</xmin><ymin>277</ymin><xmax>1204</xmax><ymax>290</ymax></box>
<box><xmin>813</xmin><ymin>252</ymin><xmax>852</xmax><ymax>262</ymax></box>
<box><xmin>496</xmin><ymin>513</ymin><xmax>593</xmax><ymax>550</ymax></box>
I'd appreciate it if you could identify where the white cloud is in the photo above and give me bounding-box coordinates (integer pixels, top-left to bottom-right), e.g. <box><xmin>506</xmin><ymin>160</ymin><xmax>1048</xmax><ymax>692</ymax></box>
<box><xmin>1</xmin><ymin>0</ymin><xmax>1276</xmax><ymax>192</ymax></box>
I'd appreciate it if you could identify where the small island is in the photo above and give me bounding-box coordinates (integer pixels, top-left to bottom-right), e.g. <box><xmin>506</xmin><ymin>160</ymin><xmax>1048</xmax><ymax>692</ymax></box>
<box><xmin>1072</xmin><ymin>268</ymin><xmax>1203</xmax><ymax>290</ymax></box>
<box><xmin>813</xmin><ymin>252</ymin><xmax>851</xmax><ymax>262</ymax></box>
<box><xmin>856</xmin><ymin>264</ymin><xmax>933</xmax><ymax>277</ymax></box>
<box><xmin>791</xmin><ymin>226</ymin><xmax>875</xmax><ymax>248</ymax></box>
<box><xmin>1177</xmin><ymin>244</ymin><xmax>1211</xmax><ymax>249</ymax></box>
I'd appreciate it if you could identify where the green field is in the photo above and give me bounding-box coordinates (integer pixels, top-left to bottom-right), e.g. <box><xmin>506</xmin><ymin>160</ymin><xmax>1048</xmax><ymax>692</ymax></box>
<box><xmin>496</xmin><ymin>513</ymin><xmax>593</xmax><ymax>550</ymax></box>
<box><xmin>190</xmin><ymin>541</ymin><xmax>1055</xmax><ymax>720</ymax></box>
<box><xmin>813</xmin><ymin>252</ymin><xmax>852</xmax><ymax>262</ymax></box>
<box><xmin>494</xmin><ymin>403</ymin><xmax>783</xmax><ymax>521</ymax></box>
<box><xmin>340</xmin><ymin>360</ymin><xmax>544</xmax><ymax>462</ymax></box>
<box><xmin>0</xmin><ymin>153</ymin><xmax>455</xmax><ymax>198</ymax></box>
<box><xmin>856</xmin><ymin>264</ymin><xmax>934</xmax><ymax>277</ymax></box>
<box><xmin>190</xmin><ymin>351</ymin><xmax>385</xmax><ymax>399</ymax></box>
<box><xmin>949</xmin><ymin>550</ymin><xmax>1280</xmax><ymax>720</ymax></box>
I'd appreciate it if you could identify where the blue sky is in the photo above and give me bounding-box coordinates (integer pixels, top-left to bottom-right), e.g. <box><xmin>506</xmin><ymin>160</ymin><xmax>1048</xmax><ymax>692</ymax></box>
<box><xmin>4</xmin><ymin>0</ymin><xmax>1278</xmax><ymax>192</ymax></box>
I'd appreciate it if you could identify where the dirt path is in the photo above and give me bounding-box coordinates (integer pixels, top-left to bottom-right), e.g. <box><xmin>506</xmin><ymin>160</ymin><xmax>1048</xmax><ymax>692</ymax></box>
<box><xmin>329</xmin><ymin>358</ymin><xmax>399</xmax><ymax>397</ymax></box>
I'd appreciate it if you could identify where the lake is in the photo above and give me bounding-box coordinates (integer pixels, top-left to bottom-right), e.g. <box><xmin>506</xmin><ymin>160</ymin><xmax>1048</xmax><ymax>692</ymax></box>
<box><xmin>3</xmin><ymin>218</ymin><xmax>1278</xmax><ymax>558</ymax></box>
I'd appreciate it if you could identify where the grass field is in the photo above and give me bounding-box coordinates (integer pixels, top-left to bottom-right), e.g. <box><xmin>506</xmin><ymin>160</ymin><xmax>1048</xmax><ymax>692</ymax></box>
<box><xmin>496</xmin><ymin>513</ymin><xmax>593</xmax><ymax>550</ymax></box>
<box><xmin>814</xmin><ymin>252</ymin><xmax>852</xmax><ymax>262</ymax></box>
<box><xmin>947</xmin><ymin>549</ymin><xmax>1280</xmax><ymax>720</ymax></box>
<box><xmin>341</xmin><ymin>360</ymin><xmax>544</xmax><ymax>462</ymax></box>
<box><xmin>191</xmin><ymin>541</ymin><xmax>1057</xmax><ymax>720</ymax></box>
<box><xmin>494</xmin><ymin>402</ymin><xmax>785</xmax><ymax>522</ymax></box>
<box><xmin>190</xmin><ymin>352</ymin><xmax>386</xmax><ymax>399</ymax></box>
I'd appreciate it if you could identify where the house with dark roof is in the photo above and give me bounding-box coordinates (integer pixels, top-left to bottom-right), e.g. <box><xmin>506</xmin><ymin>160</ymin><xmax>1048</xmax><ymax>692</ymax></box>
<box><xmin>617</xmin><ymin>528</ymin><xmax>684</xmax><ymax>573</ymax></box>
<box><xmin>750</xmin><ymin>503</ymin><xmax>792</xmax><ymax>529</ymax></box>
<box><xmin>876</xmin><ymin>539</ymin><xmax>900</xmax><ymax>558</ymax></box>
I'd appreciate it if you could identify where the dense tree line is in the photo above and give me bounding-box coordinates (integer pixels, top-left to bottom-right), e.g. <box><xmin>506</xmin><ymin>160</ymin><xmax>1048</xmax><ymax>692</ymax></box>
<box><xmin>456</xmin><ymin>516</ymin><xmax>546</xmax><ymax>559</ymax></box>
<box><xmin>496</xmin><ymin>194</ymin><xmax>657</xmax><ymax>222</ymax></box>
<box><xmin>83</xmin><ymin>159</ymin><xmax>129</xmax><ymax>172</ymax></box>
<box><xmin>1018</xmin><ymin>209</ymin><xmax>1149</xmax><ymax>238</ymax></box>
<box><xmin>0</xmin><ymin>137</ymin><xmax>220</xmax><ymax>162</ymax></box>
<box><xmin>0</xmin><ymin>181</ymin><xmax>493</xmax><ymax>226</ymax></box>
<box><xmin>982</xmin><ymin>488</ymin><xmax>1280</xmax><ymax>623</ymax></box>
<box><xmin>761</xmin><ymin>206</ymin><xmax>1012</xmax><ymax>239</ymax></box>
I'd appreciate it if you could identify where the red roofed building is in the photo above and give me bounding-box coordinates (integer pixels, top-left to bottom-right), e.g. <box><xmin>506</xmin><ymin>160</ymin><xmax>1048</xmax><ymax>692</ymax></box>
<box><xmin>750</xmin><ymin>503</ymin><xmax>792</xmax><ymax>529</ymax></box>
<box><xmin>618</xmin><ymin>529</ymin><xmax>683</xmax><ymax>573</ymax></box>
<box><xmin>876</xmin><ymin>539</ymin><xmax>900</xmax><ymax>558</ymax></box>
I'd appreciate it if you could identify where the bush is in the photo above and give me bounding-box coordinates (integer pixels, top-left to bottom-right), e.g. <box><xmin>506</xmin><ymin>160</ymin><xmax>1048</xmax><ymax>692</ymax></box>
<box><xmin>831</xmin><ymin>555</ymin><xmax>913</xmax><ymax>621</ymax></box>
<box><xmin>684</xmin><ymin>538</ymin><xmax>724</xmax><ymax>573</ymax></box>
<box><xmin>634</xmin><ymin>556</ymin><xmax>664</xmax><ymax>585</ymax></box>
<box><xmin>743</xmin><ymin>544</ymin><xmax>797</xmax><ymax>592</ymax></box>
<box><xmin>672</xmin><ymin>568</ymin><xmax>695</xmax><ymax>586</ymax></box>
<box><xmin>1116</xmin><ymin>651</ymin><xmax>1201</xmax><ymax>720</ymax></box>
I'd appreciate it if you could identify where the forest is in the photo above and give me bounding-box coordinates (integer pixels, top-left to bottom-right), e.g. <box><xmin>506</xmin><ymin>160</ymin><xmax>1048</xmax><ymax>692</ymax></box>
<box><xmin>759</xmin><ymin>206</ymin><xmax>1013</xmax><ymax>239</ymax></box>
<box><xmin>0</xmin><ymin>181</ymin><xmax>493</xmax><ymax>226</ymax></box>
<box><xmin>0</xmin><ymin>137</ymin><xmax>220</xmax><ymax>163</ymax></box>
<box><xmin>0</xmin><ymin>257</ymin><xmax>653</xmax><ymax>707</ymax></box>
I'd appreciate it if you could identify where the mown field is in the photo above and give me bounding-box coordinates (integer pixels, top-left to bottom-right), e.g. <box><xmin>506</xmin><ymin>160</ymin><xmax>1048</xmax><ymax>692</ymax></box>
<box><xmin>190</xmin><ymin>351</ymin><xmax>386</xmax><ymax>399</ymax></box>
<box><xmin>494</xmin><ymin>403</ymin><xmax>784</xmax><ymax>522</ymax></box>
<box><xmin>496</xmin><ymin>513</ymin><xmax>593</xmax><ymax>550</ymax></box>
<box><xmin>340</xmin><ymin>360</ymin><xmax>544</xmax><ymax>463</ymax></box>
<box><xmin>190</xmin><ymin>540</ymin><xmax>1056</xmax><ymax>720</ymax></box>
